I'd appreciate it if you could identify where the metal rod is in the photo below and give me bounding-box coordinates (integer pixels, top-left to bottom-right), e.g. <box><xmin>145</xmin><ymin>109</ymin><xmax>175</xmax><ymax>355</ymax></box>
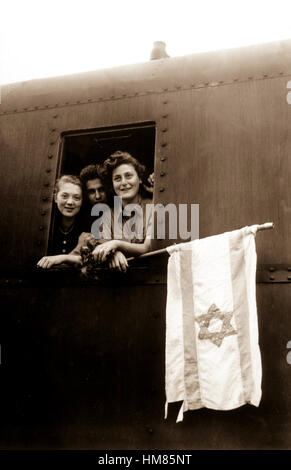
<box><xmin>127</xmin><ymin>222</ymin><xmax>274</xmax><ymax>262</ymax></box>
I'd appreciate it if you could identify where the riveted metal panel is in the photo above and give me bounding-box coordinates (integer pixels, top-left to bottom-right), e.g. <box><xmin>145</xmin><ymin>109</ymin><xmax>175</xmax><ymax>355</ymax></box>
<box><xmin>154</xmin><ymin>76</ymin><xmax>291</xmax><ymax>263</ymax></box>
<box><xmin>0</xmin><ymin>109</ymin><xmax>60</xmax><ymax>269</ymax></box>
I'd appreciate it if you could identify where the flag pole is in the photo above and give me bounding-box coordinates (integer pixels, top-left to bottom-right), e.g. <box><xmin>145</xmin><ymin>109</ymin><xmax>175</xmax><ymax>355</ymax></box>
<box><xmin>126</xmin><ymin>222</ymin><xmax>274</xmax><ymax>262</ymax></box>
<box><xmin>257</xmin><ymin>222</ymin><xmax>274</xmax><ymax>231</ymax></box>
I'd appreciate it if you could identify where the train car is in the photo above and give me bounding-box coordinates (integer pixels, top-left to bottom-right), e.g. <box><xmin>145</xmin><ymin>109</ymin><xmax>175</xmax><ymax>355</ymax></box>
<box><xmin>0</xmin><ymin>38</ymin><xmax>291</xmax><ymax>450</ymax></box>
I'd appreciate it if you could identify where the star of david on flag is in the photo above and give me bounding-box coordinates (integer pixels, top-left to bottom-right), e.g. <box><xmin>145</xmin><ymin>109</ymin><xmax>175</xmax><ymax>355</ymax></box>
<box><xmin>165</xmin><ymin>225</ymin><xmax>262</xmax><ymax>422</ymax></box>
<box><xmin>196</xmin><ymin>303</ymin><xmax>237</xmax><ymax>347</ymax></box>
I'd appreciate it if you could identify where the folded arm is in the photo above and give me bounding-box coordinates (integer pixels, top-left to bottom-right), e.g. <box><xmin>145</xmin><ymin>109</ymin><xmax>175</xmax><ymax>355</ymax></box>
<box><xmin>92</xmin><ymin>238</ymin><xmax>151</xmax><ymax>264</ymax></box>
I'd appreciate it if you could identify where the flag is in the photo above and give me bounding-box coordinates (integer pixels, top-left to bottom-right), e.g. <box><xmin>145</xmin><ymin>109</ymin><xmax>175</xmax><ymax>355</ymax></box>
<box><xmin>165</xmin><ymin>226</ymin><xmax>262</xmax><ymax>422</ymax></box>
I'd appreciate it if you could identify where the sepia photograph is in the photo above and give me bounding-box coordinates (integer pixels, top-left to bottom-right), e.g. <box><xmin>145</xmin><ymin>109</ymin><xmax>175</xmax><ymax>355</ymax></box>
<box><xmin>1</xmin><ymin>0</ymin><xmax>291</xmax><ymax>460</ymax></box>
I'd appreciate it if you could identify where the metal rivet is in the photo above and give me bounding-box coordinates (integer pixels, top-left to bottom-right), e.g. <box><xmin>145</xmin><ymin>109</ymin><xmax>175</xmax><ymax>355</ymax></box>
<box><xmin>288</xmin><ymin>276</ymin><xmax>291</xmax><ymax>281</ymax></box>
<box><xmin>50</xmin><ymin>142</ymin><xmax>55</xmax><ymax>146</ymax></box>
<box><xmin>161</xmin><ymin>143</ymin><xmax>167</xmax><ymax>147</ymax></box>
<box><xmin>160</xmin><ymin>171</ymin><xmax>166</xmax><ymax>176</ymax></box>
<box><xmin>48</xmin><ymin>154</ymin><xmax>53</xmax><ymax>159</ymax></box>
<box><xmin>287</xmin><ymin>267</ymin><xmax>291</xmax><ymax>272</ymax></box>
<box><xmin>159</xmin><ymin>187</ymin><xmax>165</xmax><ymax>192</ymax></box>
<box><xmin>162</xmin><ymin>128</ymin><xmax>167</xmax><ymax>133</ymax></box>
<box><xmin>160</xmin><ymin>157</ymin><xmax>167</xmax><ymax>162</ymax></box>
<box><xmin>46</xmin><ymin>169</ymin><xmax>51</xmax><ymax>173</ymax></box>
<box><xmin>162</xmin><ymin>114</ymin><xmax>168</xmax><ymax>118</ymax></box>
<box><xmin>269</xmin><ymin>276</ymin><xmax>275</xmax><ymax>281</ymax></box>
<box><xmin>163</xmin><ymin>101</ymin><xmax>168</xmax><ymax>105</ymax></box>
<box><xmin>41</xmin><ymin>211</ymin><xmax>46</xmax><ymax>216</ymax></box>
<box><xmin>39</xmin><ymin>226</ymin><xmax>44</xmax><ymax>231</ymax></box>
<box><xmin>269</xmin><ymin>267</ymin><xmax>275</xmax><ymax>272</ymax></box>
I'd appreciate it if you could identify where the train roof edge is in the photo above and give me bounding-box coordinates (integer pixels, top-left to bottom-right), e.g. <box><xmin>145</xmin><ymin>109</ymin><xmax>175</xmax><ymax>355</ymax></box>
<box><xmin>1</xmin><ymin>38</ymin><xmax>291</xmax><ymax>113</ymax></box>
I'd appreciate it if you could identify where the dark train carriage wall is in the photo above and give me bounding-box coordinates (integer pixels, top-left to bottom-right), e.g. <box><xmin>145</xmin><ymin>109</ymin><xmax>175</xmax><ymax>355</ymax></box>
<box><xmin>0</xmin><ymin>40</ymin><xmax>291</xmax><ymax>449</ymax></box>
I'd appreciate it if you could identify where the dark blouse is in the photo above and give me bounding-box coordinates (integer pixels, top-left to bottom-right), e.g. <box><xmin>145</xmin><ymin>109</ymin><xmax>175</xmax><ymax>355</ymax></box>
<box><xmin>48</xmin><ymin>213</ymin><xmax>83</xmax><ymax>255</ymax></box>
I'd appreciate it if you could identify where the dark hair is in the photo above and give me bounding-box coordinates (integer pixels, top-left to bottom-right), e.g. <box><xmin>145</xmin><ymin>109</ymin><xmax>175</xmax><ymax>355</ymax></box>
<box><xmin>79</xmin><ymin>164</ymin><xmax>103</xmax><ymax>186</ymax></box>
<box><xmin>54</xmin><ymin>175</ymin><xmax>83</xmax><ymax>196</ymax></box>
<box><xmin>102</xmin><ymin>151</ymin><xmax>146</xmax><ymax>188</ymax></box>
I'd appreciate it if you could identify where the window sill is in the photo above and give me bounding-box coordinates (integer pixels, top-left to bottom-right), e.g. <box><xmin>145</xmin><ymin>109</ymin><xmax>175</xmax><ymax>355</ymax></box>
<box><xmin>0</xmin><ymin>254</ymin><xmax>168</xmax><ymax>287</ymax></box>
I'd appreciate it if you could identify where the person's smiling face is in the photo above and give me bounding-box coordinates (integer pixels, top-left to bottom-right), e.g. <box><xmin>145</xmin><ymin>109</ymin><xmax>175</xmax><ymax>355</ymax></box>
<box><xmin>55</xmin><ymin>182</ymin><xmax>82</xmax><ymax>218</ymax></box>
<box><xmin>112</xmin><ymin>163</ymin><xmax>141</xmax><ymax>204</ymax></box>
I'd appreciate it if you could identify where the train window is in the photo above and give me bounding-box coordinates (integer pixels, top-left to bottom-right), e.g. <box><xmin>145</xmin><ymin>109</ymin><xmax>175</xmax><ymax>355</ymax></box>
<box><xmin>47</xmin><ymin>122</ymin><xmax>156</xmax><ymax>266</ymax></box>
<box><xmin>60</xmin><ymin>122</ymin><xmax>155</xmax><ymax>177</ymax></box>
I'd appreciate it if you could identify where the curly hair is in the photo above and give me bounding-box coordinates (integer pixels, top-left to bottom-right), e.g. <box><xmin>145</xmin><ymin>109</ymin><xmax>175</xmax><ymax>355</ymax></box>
<box><xmin>54</xmin><ymin>175</ymin><xmax>83</xmax><ymax>196</ymax></box>
<box><xmin>101</xmin><ymin>151</ymin><xmax>146</xmax><ymax>187</ymax></box>
<box><xmin>79</xmin><ymin>164</ymin><xmax>102</xmax><ymax>185</ymax></box>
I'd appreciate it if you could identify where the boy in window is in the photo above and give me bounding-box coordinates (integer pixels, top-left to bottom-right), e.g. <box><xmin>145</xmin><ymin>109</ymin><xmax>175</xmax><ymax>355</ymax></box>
<box><xmin>79</xmin><ymin>164</ymin><xmax>108</xmax><ymax>229</ymax></box>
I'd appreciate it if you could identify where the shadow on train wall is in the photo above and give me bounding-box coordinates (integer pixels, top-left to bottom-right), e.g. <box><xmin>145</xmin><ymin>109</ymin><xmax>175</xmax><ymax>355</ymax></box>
<box><xmin>1</xmin><ymin>39</ymin><xmax>291</xmax><ymax>449</ymax></box>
